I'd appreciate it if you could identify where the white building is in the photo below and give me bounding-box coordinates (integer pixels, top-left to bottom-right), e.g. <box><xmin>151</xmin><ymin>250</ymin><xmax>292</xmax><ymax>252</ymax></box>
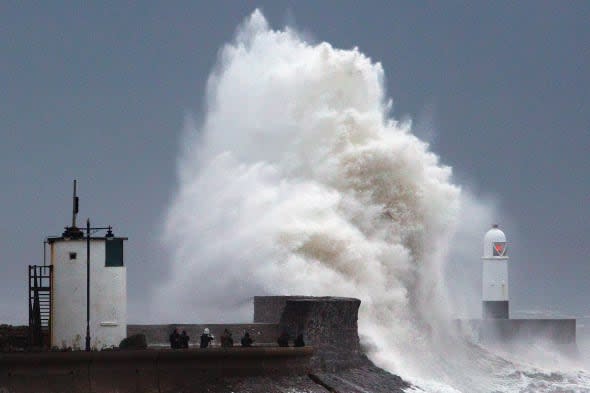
<box><xmin>482</xmin><ymin>224</ymin><xmax>509</xmax><ymax>319</ymax></box>
<box><xmin>46</xmin><ymin>229</ymin><xmax>127</xmax><ymax>350</ymax></box>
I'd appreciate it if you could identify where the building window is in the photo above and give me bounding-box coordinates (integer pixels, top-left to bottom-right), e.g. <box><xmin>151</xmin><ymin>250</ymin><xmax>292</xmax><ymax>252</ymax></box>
<box><xmin>69</xmin><ymin>252</ymin><xmax>77</xmax><ymax>260</ymax></box>
<box><xmin>105</xmin><ymin>239</ymin><xmax>124</xmax><ymax>267</ymax></box>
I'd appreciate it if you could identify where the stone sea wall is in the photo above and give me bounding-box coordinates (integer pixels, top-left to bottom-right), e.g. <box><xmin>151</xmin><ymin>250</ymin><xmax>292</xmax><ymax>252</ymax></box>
<box><xmin>0</xmin><ymin>347</ymin><xmax>313</xmax><ymax>393</ymax></box>
<box><xmin>277</xmin><ymin>297</ymin><xmax>366</xmax><ymax>370</ymax></box>
<box><xmin>0</xmin><ymin>297</ymin><xmax>410</xmax><ymax>393</ymax></box>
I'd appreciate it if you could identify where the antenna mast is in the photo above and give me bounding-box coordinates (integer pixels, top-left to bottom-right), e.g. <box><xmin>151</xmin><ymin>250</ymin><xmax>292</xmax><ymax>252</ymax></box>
<box><xmin>72</xmin><ymin>180</ymin><xmax>79</xmax><ymax>228</ymax></box>
<box><xmin>62</xmin><ymin>179</ymin><xmax>83</xmax><ymax>239</ymax></box>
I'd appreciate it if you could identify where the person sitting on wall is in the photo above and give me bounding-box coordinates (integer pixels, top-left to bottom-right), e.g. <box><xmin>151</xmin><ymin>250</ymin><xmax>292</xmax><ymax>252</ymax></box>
<box><xmin>241</xmin><ymin>331</ymin><xmax>254</xmax><ymax>347</ymax></box>
<box><xmin>180</xmin><ymin>330</ymin><xmax>190</xmax><ymax>349</ymax></box>
<box><xmin>294</xmin><ymin>333</ymin><xmax>305</xmax><ymax>347</ymax></box>
<box><xmin>169</xmin><ymin>328</ymin><xmax>180</xmax><ymax>349</ymax></box>
<box><xmin>220</xmin><ymin>328</ymin><xmax>234</xmax><ymax>348</ymax></box>
<box><xmin>200</xmin><ymin>328</ymin><xmax>214</xmax><ymax>348</ymax></box>
<box><xmin>277</xmin><ymin>330</ymin><xmax>289</xmax><ymax>347</ymax></box>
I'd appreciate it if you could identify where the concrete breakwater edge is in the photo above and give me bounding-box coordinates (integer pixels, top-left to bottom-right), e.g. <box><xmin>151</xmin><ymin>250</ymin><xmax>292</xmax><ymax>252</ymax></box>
<box><xmin>0</xmin><ymin>296</ymin><xmax>410</xmax><ymax>393</ymax></box>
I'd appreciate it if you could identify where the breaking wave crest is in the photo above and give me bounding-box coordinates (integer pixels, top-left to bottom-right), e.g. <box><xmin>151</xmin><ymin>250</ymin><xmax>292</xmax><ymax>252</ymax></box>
<box><xmin>155</xmin><ymin>10</ymin><xmax>590</xmax><ymax>392</ymax></box>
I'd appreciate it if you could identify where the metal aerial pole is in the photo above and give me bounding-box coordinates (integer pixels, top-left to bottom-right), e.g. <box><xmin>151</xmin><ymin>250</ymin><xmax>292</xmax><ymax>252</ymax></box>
<box><xmin>72</xmin><ymin>180</ymin><xmax>79</xmax><ymax>228</ymax></box>
<box><xmin>85</xmin><ymin>218</ymin><xmax>91</xmax><ymax>351</ymax></box>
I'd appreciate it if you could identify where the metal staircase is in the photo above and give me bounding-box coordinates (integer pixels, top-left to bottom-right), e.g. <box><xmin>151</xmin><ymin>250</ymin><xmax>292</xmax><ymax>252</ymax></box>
<box><xmin>28</xmin><ymin>265</ymin><xmax>52</xmax><ymax>347</ymax></box>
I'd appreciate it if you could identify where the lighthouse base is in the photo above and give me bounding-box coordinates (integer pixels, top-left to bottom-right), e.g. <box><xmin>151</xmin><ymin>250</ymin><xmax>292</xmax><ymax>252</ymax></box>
<box><xmin>483</xmin><ymin>301</ymin><xmax>509</xmax><ymax>319</ymax></box>
<box><xmin>456</xmin><ymin>318</ymin><xmax>576</xmax><ymax>351</ymax></box>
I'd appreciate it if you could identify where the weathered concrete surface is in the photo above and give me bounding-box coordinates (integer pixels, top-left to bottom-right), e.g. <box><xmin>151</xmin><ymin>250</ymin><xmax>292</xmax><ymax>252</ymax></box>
<box><xmin>458</xmin><ymin>319</ymin><xmax>576</xmax><ymax>345</ymax></box>
<box><xmin>482</xmin><ymin>319</ymin><xmax>576</xmax><ymax>344</ymax></box>
<box><xmin>279</xmin><ymin>297</ymin><xmax>366</xmax><ymax>371</ymax></box>
<box><xmin>0</xmin><ymin>351</ymin><xmax>410</xmax><ymax>393</ymax></box>
<box><xmin>128</xmin><ymin>324</ymin><xmax>279</xmax><ymax>347</ymax></box>
<box><xmin>3</xmin><ymin>296</ymin><xmax>411</xmax><ymax>392</ymax></box>
<box><xmin>311</xmin><ymin>366</ymin><xmax>411</xmax><ymax>393</ymax></box>
<box><xmin>223</xmin><ymin>375</ymin><xmax>329</xmax><ymax>393</ymax></box>
<box><xmin>254</xmin><ymin>296</ymin><xmax>300</xmax><ymax>323</ymax></box>
<box><xmin>0</xmin><ymin>325</ymin><xmax>27</xmax><ymax>351</ymax></box>
<box><xmin>0</xmin><ymin>347</ymin><xmax>313</xmax><ymax>393</ymax></box>
<box><xmin>260</xmin><ymin>296</ymin><xmax>410</xmax><ymax>391</ymax></box>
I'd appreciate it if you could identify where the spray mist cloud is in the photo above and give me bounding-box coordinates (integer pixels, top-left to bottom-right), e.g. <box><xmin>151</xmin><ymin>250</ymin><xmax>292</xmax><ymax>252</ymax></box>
<box><xmin>155</xmin><ymin>7</ymin><xmax>461</xmax><ymax>373</ymax></box>
<box><xmin>153</xmin><ymin>10</ymin><xmax>588</xmax><ymax>392</ymax></box>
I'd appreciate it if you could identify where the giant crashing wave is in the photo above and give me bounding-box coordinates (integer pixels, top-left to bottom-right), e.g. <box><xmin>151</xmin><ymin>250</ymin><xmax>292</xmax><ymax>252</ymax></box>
<box><xmin>154</xmin><ymin>10</ymin><xmax>590</xmax><ymax>393</ymax></box>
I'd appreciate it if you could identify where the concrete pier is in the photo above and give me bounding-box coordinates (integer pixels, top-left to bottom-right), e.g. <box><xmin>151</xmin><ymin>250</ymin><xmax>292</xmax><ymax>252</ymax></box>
<box><xmin>0</xmin><ymin>296</ymin><xmax>410</xmax><ymax>393</ymax></box>
<box><xmin>458</xmin><ymin>318</ymin><xmax>576</xmax><ymax>348</ymax></box>
<box><xmin>0</xmin><ymin>347</ymin><xmax>313</xmax><ymax>393</ymax></box>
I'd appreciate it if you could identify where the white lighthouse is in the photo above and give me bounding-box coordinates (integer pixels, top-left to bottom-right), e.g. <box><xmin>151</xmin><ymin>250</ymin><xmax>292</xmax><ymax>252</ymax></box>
<box><xmin>38</xmin><ymin>181</ymin><xmax>127</xmax><ymax>350</ymax></box>
<box><xmin>482</xmin><ymin>224</ymin><xmax>509</xmax><ymax>319</ymax></box>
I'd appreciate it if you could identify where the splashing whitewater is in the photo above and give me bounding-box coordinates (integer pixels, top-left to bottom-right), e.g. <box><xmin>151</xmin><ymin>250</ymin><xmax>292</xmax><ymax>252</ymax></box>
<box><xmin>155</xmin><ymin>10</ymin><xmax>590</xmax><ymax>392</ymax></box>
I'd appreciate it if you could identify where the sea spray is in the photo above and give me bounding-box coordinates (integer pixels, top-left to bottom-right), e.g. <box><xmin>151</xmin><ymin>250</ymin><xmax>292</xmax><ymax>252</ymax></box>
<box><xmin>158</xmin><ymin>5</ymin><xmax>459</xmax><ymax>377</ymax></box>
<box><xmin>155</xmin><ymin>10</ymin><xmax>590</xmax><ymax>392</ymax></box>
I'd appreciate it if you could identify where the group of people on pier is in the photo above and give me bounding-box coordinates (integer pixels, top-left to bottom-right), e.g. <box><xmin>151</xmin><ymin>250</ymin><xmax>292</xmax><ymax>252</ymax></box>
<box><xmin>277</xmin><ymin>330</ymin><xmax>305</xmax><ymax>347</ymax></box>
<box><xmin>169</xmin><ymin>328</ymin><xmax>255</xmax><ymax>349</ymax></box>
<box><xmin>168</xmin><ymin>329</ymin><xmax>190</xmax><ymax>349</ymax></box>
<box><xmin>169</xmin><ymin>327</ymin><xmax>304</xmax><ymax>349</ymax></box>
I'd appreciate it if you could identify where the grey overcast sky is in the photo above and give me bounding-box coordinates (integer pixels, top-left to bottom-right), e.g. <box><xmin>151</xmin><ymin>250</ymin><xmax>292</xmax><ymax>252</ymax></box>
<box><xmin>1</xmin><ymin>2</ymin><xmax>588</xmax><ymax>323</ymax></box>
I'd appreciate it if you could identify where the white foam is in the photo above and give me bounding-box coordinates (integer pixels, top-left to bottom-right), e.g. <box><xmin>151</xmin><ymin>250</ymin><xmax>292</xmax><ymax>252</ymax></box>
<box><xmin>155</xmin><ymin>10</ymin><xmax>590</xmax><ymax>393</ymax></box>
